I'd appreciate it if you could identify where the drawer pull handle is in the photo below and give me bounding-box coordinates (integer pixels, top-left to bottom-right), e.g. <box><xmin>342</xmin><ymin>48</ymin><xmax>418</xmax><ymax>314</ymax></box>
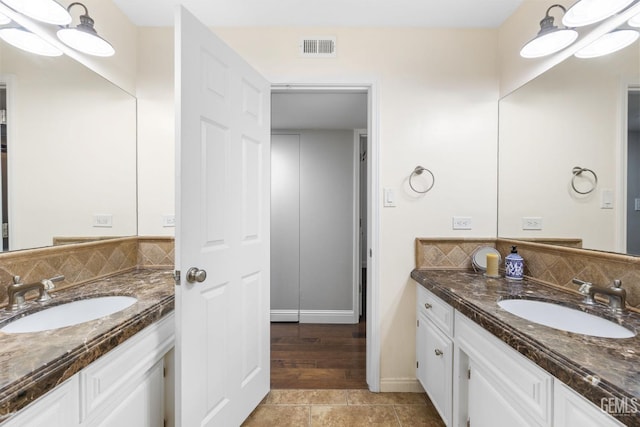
<box><xmin>424</xmin><ymin>303</ymin><xmax>433</xmax><ymax>309</ymax></box>
<box><xmin>434</xmin><ymin>349</ymin><xmax>443</xmax><ymax>356</ymax></box>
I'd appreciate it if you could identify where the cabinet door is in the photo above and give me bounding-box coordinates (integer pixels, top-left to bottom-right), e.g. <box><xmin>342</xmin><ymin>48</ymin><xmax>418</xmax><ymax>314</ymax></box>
<box><xmin>417</xmin><ymin>312</ymin><xmax>453</xmax><ymax>426</ymax></box>
<box><xmin>554</xmin><ymin>381</ymin><xmax>625</xmax><ymax>427</ymax></box>
<box><xmin>2</xmin><ymin>376</ymin><xmax>79</xmax><ymax>427</ymax></box>
<box><xmin>87</xmin><ymin>359</ymin><xmax>164</xmax><ymax>427</ymax></box>
<box><xmin>468</xmin><ymin>361</ymin><xmax>533</xmax><ymax>427</ymax></box>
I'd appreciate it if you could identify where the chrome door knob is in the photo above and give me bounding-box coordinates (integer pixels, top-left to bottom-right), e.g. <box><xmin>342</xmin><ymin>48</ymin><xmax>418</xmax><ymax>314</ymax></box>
<box><xmin>186</xmin><ymin>267</ymin><xmax>207</xmax><ymax>283</ymax></box>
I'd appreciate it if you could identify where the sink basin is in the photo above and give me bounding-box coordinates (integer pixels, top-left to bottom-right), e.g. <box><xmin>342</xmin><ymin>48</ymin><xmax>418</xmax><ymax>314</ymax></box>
<box><xmin>0</xmin><ymin>296</ymin><xmax>137</xmax><ymax>334</ymax></box>
<box><xmin>497</xmin><ymin>299</ymin><xmax>635</xmax><ymax>339</ymax></box>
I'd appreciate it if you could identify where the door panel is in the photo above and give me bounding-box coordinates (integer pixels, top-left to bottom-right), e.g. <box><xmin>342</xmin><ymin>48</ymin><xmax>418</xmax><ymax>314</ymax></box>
<box><xmin>175</xmin><ymin>6</ymin><xmax>270</xmax><ymax>426</ymax></box>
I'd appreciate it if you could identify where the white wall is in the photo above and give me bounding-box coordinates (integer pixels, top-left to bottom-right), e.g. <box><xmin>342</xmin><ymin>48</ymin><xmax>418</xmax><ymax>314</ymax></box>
<box><xmin>136</xmin><ymin>28</ymin><xmax>175</xmax><ymax>236</ymax></box>
<box><xmin>137</xmin><ymin>26</ymin><xmax>499</xmax><ymax>390</ymax></box>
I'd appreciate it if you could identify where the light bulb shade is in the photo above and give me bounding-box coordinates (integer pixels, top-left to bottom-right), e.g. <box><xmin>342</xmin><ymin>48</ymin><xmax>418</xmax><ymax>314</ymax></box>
<box><xmin>575</xmin><ymin>29</ymin><xmax>639</xmax><ymax>58</ymax></box>
<box><xmin>1</xmin><ymin>0</ymin><xmax>71</xmax><ymax>25</ymax></box>
<box><xmin>0</xmin><ymin>12</ymin><xmax>10</xmax><ymax>25</ymax></box>
<box><xmin>563</xmin><ymin>0</ymin><xmax>635</xmax><ymax>27</ymax></box>
<box><xmin>520</xmin><ymin>28</ymin><xmax>579</xmax><ymax>58</ymax></box>
<box><xmin>57</xmin><ymin>27</ymin><xmax>114</xmax><ymax>57</ymax></box>
<box><xmin>629</xmin><ymin>12</ymin><xmax>640</xmax><ymax>27</ymax></box>
<box><xmin>0</xmin><ymin>27</ymin><xmax>62</xmax><ymax>56</ymax></box>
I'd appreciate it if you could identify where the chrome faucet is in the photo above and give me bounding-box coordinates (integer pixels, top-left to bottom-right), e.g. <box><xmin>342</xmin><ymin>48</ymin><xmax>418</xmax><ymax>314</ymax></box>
<box><xmin>573</xmin><ymin>278</ymin><xmax>626</xmax><ymax>313</ymax></box>
<box><xmin>6</xmin><ymin>275</ymin><xmax>64</xmax><ymax>311</ymax></box>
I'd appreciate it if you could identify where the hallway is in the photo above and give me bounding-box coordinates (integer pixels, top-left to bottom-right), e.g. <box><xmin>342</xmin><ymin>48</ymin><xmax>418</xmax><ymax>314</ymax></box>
<box><xmin>270</xmin><ymin>321</ymin><xmax>367</xmax><ymax>389</ymax></box>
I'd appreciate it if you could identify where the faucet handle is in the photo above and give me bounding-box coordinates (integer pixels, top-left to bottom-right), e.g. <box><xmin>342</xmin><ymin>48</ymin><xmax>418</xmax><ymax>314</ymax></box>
<box><xmin>613</xmin><ymin>279</ymin><xmax>622</xmax><ymax>289</ymax></box>
<box><xmin>12</xmin><ymin>275</ymin><xmax>21</xmax><ymax>284</ymax></box>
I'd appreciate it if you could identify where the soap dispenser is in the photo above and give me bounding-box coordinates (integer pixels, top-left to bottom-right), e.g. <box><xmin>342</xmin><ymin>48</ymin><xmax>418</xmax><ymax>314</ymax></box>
<box><xmin>505</xmin><ymin>246</ymin><xmax>524</xmax><ymax>281</ymax></box>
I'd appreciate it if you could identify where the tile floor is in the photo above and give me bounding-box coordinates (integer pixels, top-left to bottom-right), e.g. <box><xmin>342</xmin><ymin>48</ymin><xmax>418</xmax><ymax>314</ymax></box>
<box><xmin>241</xmin><ymin>389</ymin><xmax>445</xmax><ymax>426</ymax></box>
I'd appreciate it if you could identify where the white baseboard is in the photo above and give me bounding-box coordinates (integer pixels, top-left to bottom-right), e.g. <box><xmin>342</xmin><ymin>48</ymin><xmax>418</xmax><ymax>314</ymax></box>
<box><xmin>270</xmin><ymin>310</ymin><xmax>299</xmax><ymax>322</ymax></box>
<box><xmin>380</xmin><ymin>378</ymin><xmax>425</xmax><ymax>393</ymax></box>
<box><xmin>300</xmin><ymin>310</ymin><xmax>357</xmax><ymax>324</ymax></box>
<box><xmin>270</xmin><ymin>309</ymin><xmax>357</xmax><ymax>324</ymax></box>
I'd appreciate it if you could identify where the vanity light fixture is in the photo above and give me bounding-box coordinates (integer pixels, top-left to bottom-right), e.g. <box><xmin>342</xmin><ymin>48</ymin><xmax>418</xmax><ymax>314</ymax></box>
<box><xmin>0</xmin><ymin>0</ymin><xmax>71</xmax><ymax>25</ymax></box>
<box><xmin>520</xmin><ymin>4</ymin><xmax>579</xmax><ymax>58</ymax></box>
<box><xmin>563</xmin><ymin>0</ymin><xmax>636</xmax><ymax>27</ymax></box>
<box><xmin>0</xmin><ymin>12</ymin><xmax>10</xmax><ymax>25</ymax></box>
<box><xmin>629</xmin><ymin>11</ymin><xmax>640</xmax><ymax>27</ymax></box>
<box><xmin>56</xmin><ymin>2</ymin><xmax>114</xmax><ymax>57</ymax></box>
<box><xmin>0</xmin><ymin>26</ymin><xmax>62</xmax><ymax>56</ymax></box>
<box><xmin>574</xmin><ymin>29</ymin><xmax>640</xmax><ymax>58</ymax></box>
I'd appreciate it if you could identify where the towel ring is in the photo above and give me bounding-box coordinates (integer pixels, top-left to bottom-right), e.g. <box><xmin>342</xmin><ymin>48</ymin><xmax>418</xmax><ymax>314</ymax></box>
<box><xmin>409</xmin><ymin>166</ymin><xmax>435</xmax><ymax>194</ymax></box>
<box><xmin>571</xmin><ymin>166</ymin><xmax>598</xmax><ymax>195</ymax></box>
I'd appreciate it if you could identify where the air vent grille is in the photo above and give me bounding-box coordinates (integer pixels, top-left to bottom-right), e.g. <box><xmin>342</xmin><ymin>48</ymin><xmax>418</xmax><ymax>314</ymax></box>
<box><xmin>300</xmin><ymin>37</ymin><xmax>336</xmax><ymax>57</ymax></box>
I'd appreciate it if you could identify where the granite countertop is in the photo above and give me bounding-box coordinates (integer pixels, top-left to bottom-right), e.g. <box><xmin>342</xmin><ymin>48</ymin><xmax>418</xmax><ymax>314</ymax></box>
<box><xmin>411</xmin><ymin>269</ymin><xmax>640</xmax><ymax>426</ymax></box>
<box><xmin>0</xmin><ymin>268</ymin><xmax>175</xmax><ymax>422</ymax></box>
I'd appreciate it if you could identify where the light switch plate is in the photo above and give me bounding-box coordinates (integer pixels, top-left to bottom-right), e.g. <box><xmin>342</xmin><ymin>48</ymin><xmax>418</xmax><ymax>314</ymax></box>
<box><xmin>601</xmin><ymin>189</ymin><xmax>614</xmax><ymax>209</ymax></box>
<box><xmin>383</xmin><ymin>188</ymin><xmax>396</xmax><ymax>207</ymax></box>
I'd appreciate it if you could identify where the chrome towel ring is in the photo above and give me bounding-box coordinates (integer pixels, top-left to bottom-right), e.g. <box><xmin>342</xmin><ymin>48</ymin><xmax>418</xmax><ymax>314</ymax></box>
<box><xmin>409</xmin><ymin>166</ymin><xmax>435</xmax><ymax>194</ymax></box>
<box><xmin>571</xmin><ymin>166</ymin><xmax>598</xmax><ymax>195</ymax></box>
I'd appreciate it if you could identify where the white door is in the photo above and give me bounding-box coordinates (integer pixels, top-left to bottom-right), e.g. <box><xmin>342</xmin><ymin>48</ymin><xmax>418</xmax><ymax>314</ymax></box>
<box><xmin>175</xmin><ymin>6</ymin><xmax>271</xmax><ymax>427</ymax></box>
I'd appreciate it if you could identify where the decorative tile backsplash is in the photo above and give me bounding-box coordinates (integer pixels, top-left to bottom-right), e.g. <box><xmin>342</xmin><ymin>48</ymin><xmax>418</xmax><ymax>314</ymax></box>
<box><xmin>416</xmin><ymin>237</ymin><xmax>640</xmax><ymax>310</ymax></box>
<box><xmin>0</xmin><ymin>237</ymin><xmax>175</xmax><ymax>308</ymax></box>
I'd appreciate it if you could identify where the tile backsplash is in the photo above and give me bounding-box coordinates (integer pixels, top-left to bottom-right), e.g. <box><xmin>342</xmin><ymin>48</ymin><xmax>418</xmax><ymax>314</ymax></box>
<box><xmin>416</xmin><ymin>237</ymin><xmax>640</xmax><ymax>310</ymax></box>
<box><xmin>0</xmin><ymin>237</ymin><xmax>174</xmax><ymax>308</ymax></box>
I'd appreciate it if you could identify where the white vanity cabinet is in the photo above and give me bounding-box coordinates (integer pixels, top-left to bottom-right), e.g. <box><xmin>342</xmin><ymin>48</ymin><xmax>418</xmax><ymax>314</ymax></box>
<box><xmin>416</xmin><ymin>286</ymin><xmax>454</xmax><ymax>426</ymax></box>
<box><xmin>454</xmin><ymin>311</ymin><xmax>553</xmax><ymax>427</ymax></box>
<box><xmin>1</xmin><ymin>313</ymin><xmax>174</xmax><ymax>427</ymax></box>
<box><xmin>414</xmin><ymin>282</ymin><xmax>627</xmax><ymax>427</ymax></box>
<box><xmin>554</xmin><ymin>381</ymin><xmax>625</xmax><ymax>427</ymax></box>
<box><xmin>1</xmin><ymin>377</ymin><xmax>80</xmax><ymax>427</ymax></box>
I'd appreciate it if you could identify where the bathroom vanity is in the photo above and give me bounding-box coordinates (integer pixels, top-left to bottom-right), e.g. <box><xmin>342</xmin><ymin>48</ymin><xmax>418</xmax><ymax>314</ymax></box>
<box><xmin>413</xmin><ymin>269</ymin><xmax>640</xmax><ymax>427</ymax></box>
<box><xmin>0</xmin><ymin>269</ymin><xmax>175</xmax><ymax>426</ymax></box>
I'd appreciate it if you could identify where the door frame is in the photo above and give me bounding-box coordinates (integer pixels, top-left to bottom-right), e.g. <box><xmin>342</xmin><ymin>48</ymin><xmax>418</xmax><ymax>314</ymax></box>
<box><xmin>270</xmin><ymin>82</ymin><xmax>381</xmax><ymax>391</ymax></box>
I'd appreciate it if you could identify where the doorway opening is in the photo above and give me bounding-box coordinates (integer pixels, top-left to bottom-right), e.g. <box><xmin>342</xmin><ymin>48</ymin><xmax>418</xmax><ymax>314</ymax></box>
<box><xmin>269</xmin><ymin>86</ymin><xmax>375</xmax><ymax>389</ymax></box>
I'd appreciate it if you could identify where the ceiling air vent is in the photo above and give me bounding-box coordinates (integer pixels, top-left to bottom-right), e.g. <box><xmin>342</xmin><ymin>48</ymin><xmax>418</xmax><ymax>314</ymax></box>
<box><xmin>300</xmin><ymin>37</ymin><xmax>336</xmax><ymax>58</ymax></box>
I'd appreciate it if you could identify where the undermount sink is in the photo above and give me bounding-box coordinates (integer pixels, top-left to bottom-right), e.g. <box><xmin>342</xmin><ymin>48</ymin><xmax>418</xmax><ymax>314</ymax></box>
<box><xmin>497</xmin><ymin>299</ymin><xmax>636</xmax><ymax>339</ymax></box>
<box><xmin>0</xmin><ymin>296</ymin><xmax>137</xmax><ymax>334</ymax></box>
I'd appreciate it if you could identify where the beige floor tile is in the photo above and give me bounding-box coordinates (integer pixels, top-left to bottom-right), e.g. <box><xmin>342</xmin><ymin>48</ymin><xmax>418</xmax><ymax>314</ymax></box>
<box><xmin>264</xmin><ymin>389</ymin><xmax>348</xmax><ymax>405</ymax></box>
<box><xmin>394</xmin><ymin>405</ymin><xmax>446</xmax><ymax>427</ymax></box>
<box><xmin>311</xmin><ymin>405</ymin><xmax>399</xmax><ymax>426</ymax></box>
<box><xmin>347</xmin><ymin>390</ymin><xmax>427</xmax><ymax>405</ymax></box>
<box><xmin>241</xmin><ymin>405</ymin><xmax>310</xmax><ymax>427</ymax></box>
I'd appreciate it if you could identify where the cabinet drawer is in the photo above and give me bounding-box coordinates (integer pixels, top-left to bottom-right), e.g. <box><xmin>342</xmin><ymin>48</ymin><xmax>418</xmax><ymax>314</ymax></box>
<box><xmin>416</xmin><ymin>284</ymin><xmax>454</xmax><ymax>337</ymax></box>
<box><xmin>80</xmin><ymin>313</ymin><xmax>174</xmax><ymax>422</ymax></box>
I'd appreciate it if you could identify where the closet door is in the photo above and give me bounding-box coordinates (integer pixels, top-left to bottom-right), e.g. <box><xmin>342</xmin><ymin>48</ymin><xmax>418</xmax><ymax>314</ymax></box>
<box><xmin>270</xmin><ymin>133</ymin><xmax>300</xmax><ymax>321</ymax></box>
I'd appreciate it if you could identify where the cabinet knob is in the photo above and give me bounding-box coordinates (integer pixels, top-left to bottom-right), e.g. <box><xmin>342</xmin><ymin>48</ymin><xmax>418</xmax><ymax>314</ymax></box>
<box><xmin>434</xmin><ymin>349</ymin><xmax>443</xmax><ymax>356</ymax></box>
<box><xmin>424</xmin><ymin>303</ymin><xmax>432</xmax><ymax>309</ymax></box>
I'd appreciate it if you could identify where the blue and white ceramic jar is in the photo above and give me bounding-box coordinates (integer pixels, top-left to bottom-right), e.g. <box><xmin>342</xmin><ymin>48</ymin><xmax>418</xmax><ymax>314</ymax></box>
<box><xmin>505</xmin><ymin>246</ymin><xmax>524</xmax><ymax>280</ymax></box>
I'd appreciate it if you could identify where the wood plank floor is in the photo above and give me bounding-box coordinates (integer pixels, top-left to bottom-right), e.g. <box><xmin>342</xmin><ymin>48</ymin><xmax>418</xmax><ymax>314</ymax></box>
<box><xmin>271</xmin><ymin>321</ymin><xmax>367</xmax><ymax>389</ymax></box>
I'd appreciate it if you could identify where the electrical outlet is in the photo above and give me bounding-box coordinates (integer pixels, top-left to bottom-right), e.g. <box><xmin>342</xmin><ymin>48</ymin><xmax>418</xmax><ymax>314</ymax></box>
<box><xmin>452</xmin><ymin>216</ymin><xmax>472</xmax><ymax>230</ymax></box>
<box><xmin>162</xmin><ymin>214</ymin><xmax>176</xmax><ymax>227</ymax></box>
<box><xmin>522</xmin><ymin>217</ymin><xmax>542</xmax><ymax>230</ymax></box>
<box><xmin>93</xmin><ymin>214</ymin><xmax>113</xmax><ymax>228</ymax></box>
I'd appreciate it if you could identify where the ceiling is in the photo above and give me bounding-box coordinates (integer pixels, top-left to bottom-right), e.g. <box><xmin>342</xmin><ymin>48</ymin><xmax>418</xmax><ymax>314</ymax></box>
<box><xmin>112</xmin><ymin>0</ymin><xmax>525</xmax><ymax>28</ymax></box>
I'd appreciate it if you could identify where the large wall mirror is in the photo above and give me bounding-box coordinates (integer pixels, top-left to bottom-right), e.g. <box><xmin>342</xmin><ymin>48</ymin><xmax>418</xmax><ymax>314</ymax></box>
<box><xmin>498</xmin><ymin>37</ymin><xmax>640</xmax><ymax>255</ymax></box>
<box><xmin>0</xmin><ymin>38</ymin><xmax>137</xmax><ymax>252</ymax></box>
